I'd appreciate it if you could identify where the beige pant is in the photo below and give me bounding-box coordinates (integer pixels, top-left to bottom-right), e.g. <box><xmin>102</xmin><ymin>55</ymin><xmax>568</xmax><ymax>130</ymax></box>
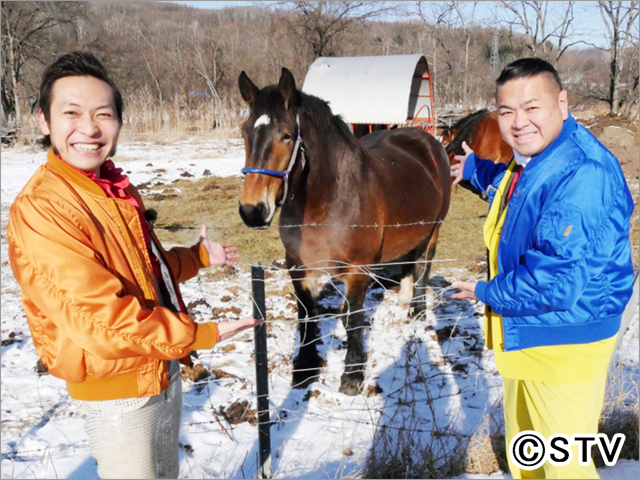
<box><xmin>76</xmin><ymin>360</ymin><xmax>183</xmax><ymax>479</ymax></box>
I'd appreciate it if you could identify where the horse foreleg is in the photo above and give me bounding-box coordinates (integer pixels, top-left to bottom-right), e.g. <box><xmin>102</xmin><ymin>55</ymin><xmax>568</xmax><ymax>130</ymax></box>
<box><xmin>290</xmin><ymin>272</ymin><xmax>322</xmax><ymax>389</ymax></box>
<box><xmin>338</xmin><ymin>272</ymin><xmax>372</xmax><ymax>396</ymax></box>
<box><xmin>411</xmin><ymin>226</ymin><xmax>440</xmax><ymax>318</ymax></box>
<box><xmin>398</xmin><ymin>274</ymin><xmax>414</xmax><ymax>305</ymax></box>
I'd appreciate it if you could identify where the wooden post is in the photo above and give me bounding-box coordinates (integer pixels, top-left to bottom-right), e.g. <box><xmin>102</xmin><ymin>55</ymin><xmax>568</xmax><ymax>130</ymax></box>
<box><xmin>251</xmin><ymin>264</ymin><xmax>271</xmax><ymax>478</ymax></box>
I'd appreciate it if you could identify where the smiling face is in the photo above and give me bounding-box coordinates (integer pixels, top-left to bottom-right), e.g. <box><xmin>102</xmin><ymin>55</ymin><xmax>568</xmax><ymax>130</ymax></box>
<box><xmin>39</xmin><ymin>75</ymin><xmax>121</xmax><ymax>177</ymax></box>
<box><xmin>496</xmin><ymin>73</ymin><xmax>568</xmax><ymax>157</ymax></box>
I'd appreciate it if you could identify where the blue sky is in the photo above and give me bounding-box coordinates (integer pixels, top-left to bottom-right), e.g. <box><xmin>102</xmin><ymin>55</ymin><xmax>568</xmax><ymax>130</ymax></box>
<box><xmin>164</xmin><ymin>1</ymin><xmax>611</xmax><ymax>49</ymax></box>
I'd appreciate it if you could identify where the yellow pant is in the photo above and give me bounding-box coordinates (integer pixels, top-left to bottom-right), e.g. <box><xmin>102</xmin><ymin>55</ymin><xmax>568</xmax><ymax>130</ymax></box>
<box><xmin>503</xmin><ymin>374</ymin><xmax>608</xmax><ymax>479</ymax></box>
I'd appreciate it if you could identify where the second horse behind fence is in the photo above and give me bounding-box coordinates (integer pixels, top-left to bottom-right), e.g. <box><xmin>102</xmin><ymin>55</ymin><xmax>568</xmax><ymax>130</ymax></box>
<box><xmin>440</xmin><ymin>109</ymin><xmax>513</xmax><ymax>200</ymax></box>
<box><xmin>237</xmin><ymin>67</ymin><xmax>451</xmax><ymax>395</ymax></box>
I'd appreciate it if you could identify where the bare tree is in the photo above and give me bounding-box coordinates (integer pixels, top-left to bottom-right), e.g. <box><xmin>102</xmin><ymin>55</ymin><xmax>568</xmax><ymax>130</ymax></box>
<box><xmin>619</xmin><ymin>43</ymin><xmax>639</xmax><ymax>118</ymax></box>
<box><xmin>184</xmin><ymin>20</ymin><xmax>225</xmax><ymax>110</ymax></box>
<box><xmin>134</xmin><ymin>23</ymin><xmax>165</xmax><ymax>105</ymax></box>
<box><xmin>598</xmin><ymin>0</ymin><xmax>639</xmax><ymax>115</ymax></box>
<box><xmin>1</xmin><ymin>2</ymin><xmax>84</xmax><ymax>129</ymax></box>
<box><xmin>450</xmin><ymin>2</ymin><xmax>479</xmax><ymax>106</ymax></box>
<box><xmin>493</xmin><ymin>1</ymin><xmax>581</xmax><ymax>64</ymax></box>
<box><xmin>1</xmin><ymin>1</ymin><xmax>630</xmax><ymax>135</ymax></box>
<box><xmin>275</xmin><ymin>1</ymin><xmax>392</xmax><ymax>59</ymax></box>
<box><xmin>414</xmin><ymin>2</ymin><xmax>456</xmax><ymax>104</ymax></box>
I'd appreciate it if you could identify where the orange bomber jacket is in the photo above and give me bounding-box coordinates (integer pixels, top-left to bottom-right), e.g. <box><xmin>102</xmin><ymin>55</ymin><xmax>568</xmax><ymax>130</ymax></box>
<box><xmin>7</xmin><ymin>149</ymin><xmax>219</xmax><ymax>401</ymax></box>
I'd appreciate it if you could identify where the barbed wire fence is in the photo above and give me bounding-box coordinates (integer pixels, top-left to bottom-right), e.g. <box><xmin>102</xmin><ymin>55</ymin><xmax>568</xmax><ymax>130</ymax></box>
<box><xmin>2</xmin><ymin>214</ymin><xmax>638</xmax><ymax>478</ymax></box>
<box><xmin>159</xmin><ymin>210</ymin><xmax>637</xmax><ymax>477</ymax></box>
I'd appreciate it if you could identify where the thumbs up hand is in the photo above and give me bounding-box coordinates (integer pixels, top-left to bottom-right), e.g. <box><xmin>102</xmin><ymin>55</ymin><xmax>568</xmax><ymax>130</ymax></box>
<box><xmin>450</xmin><ymin>141</ymin><xmax>474</xmax><ymax>186</ymax></box>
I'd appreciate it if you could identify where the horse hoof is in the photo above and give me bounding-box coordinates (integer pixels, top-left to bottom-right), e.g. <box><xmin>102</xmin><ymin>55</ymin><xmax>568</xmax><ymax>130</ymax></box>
<box><xmin>339</xmin><ymin>375</ymin><xmax>363</xmax><ymax>396</ymax></box>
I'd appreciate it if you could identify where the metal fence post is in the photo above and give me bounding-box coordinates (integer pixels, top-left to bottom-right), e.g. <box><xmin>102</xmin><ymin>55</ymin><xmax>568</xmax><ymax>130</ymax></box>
<box><xmin>251</xmin><ymin>263</ymin><xmax>271</xmax><ymax>479</ymax></box>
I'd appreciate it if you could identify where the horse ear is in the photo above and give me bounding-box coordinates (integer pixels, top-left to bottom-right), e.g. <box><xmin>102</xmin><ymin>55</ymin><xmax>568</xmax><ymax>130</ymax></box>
<box><xmin>278</xmin><ymin>67</ymin><xmax>300</xmax><ymax>111</ymax></box>
<box><xmin>239</xmin><ymin>71</ymin><xmax>259</xmax><ymax>105</ymax></box>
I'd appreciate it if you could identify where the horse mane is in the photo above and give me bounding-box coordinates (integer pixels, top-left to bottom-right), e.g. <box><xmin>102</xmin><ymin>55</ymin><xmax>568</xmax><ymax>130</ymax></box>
<box><xmin>298</xmin><ymin>91</ymin><xmax>360</xmax><ymax>151</ymax></box>
<box><xmin>445</xmin><ymin>109</ymin><xmax>492</xmax><ymax>155</ymax></box>
<box><xmin>249</xmin><ymin>84</ymin><xmax>364</xmax><ymax>173</ymax></box>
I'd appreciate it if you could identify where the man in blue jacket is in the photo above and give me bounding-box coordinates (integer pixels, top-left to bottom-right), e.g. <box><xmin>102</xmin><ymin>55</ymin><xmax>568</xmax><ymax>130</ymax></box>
<box><xmin>450</xmin><ymin>58</ymin><xmax>634</xmax><ymax>478</ymax></box>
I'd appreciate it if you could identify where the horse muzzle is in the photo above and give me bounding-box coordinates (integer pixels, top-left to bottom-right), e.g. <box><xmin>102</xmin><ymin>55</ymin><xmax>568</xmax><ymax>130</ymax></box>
<box><xmin>239</xmin><ymin>202</ymin><xmax>272</xmax><ymax>228</ymax></box>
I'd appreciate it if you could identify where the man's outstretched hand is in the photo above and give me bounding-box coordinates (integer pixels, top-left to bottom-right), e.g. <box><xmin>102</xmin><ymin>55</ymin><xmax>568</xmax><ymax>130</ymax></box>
<box><xmin>451</xmin><ymin>280</ymin><xmax>478</xmax><ymax>300</ymax></box>
<box><xmin>450</xmin><ymin>141</ymin><xmax>474</xmax><ymax>186</ymax></box>
<box><xmin>217</xmin><ymin>316</ymin><xmax>265</xmax><ymax>342</ymax></box>
<box><xmin>199</xmin><ymin>224</ymin><xmax>240</xmax><ymax>266</ymax></box>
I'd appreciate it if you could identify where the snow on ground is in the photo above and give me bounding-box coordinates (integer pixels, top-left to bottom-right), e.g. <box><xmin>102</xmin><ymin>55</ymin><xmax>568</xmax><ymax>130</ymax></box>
<box><xmin>1</xmin><ymin>140</ymin><xmax>638</xmax><ymax>479</ymax></box>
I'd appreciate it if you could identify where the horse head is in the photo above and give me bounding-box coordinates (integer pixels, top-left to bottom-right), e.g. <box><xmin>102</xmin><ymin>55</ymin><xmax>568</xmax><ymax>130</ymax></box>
<box><xmin>438</xmin><ymin>125</ymin><xmax>455</xmax><ymax>148</ymax></box>
<box><xmin>237</xmin><ymin>68</ymin><xmax>303</xmax><ymax>228</ymax></box>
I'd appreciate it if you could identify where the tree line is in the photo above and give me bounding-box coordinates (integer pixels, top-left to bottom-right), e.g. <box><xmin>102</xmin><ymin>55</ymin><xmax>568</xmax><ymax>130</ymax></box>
<box><xmin>1</xmin><ymin>1</ymin><xmax>638</xmax><ymax>141</ymax></box>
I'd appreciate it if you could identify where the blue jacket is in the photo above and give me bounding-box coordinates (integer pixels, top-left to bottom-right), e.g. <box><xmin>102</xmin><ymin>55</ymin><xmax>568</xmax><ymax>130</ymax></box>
<box><xmin>462</xmin><ymin>114</ymin><xmax>635</xmax><ymax>351</ymax></box>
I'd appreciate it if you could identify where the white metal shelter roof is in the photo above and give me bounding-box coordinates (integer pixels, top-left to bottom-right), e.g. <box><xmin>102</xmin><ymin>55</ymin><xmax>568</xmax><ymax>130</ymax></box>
<box><xmin>302</xmin><ymin>54</ymin><xmax>432</xmax><ymax>125</ymax></box>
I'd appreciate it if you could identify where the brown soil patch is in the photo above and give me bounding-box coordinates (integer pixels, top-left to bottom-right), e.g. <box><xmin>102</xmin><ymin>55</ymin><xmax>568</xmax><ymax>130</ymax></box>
<box><xmin>364</xmin><ymin>383</ymin><xmax>384</xmax><ymax>397</ymax></box>
<box><xmin>220</xmin><ymin>400</ymin><xmax>257</xmax><ymax>424</ymax></box>
<box><xmin>578</xmin><ymin>115</ymin><xmax>639</xmax><ymax>180</ymax></box>
<box><xmin>303</xmin><ymin>389</ymin><xmax>321</xmax><ymax>401</ymax></box>
<box><xmin>181</xmin><ymin>363</ymin><xmax>210</xmax><ymax>383</ymax></box>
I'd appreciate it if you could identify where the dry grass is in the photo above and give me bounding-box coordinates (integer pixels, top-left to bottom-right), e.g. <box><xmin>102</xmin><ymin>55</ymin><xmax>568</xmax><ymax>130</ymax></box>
<box><xmin>363</xmin><ymin>424</ymin><xmax>468</xmax><ymax>479</ymax></box>
<box><xmin>434</xmin><ymin>186</ymin><xmax>489</xmax><ymax>275</ymax></box>
<box><xmin>465</xmin><ymin>414</ymin><xmax>501</xmax><ymax>475</ymax></box>
<box><xmin>593</xmin><ymin>357</ymin><xmax>640</xmax><ymax>468</ymax></box>
<box><xmin>363</xmin><ymin>359</ymin><xmax>640</xmax><ymax>479</ymax></box>
<box><xmin>117</xmin><ymin>90</ymin><xmax>246</xmax><ymax>144</ymax></box>
<box><xmin>144</xmin><ymin>175</ymin><xmax>285</xmax><ymax>264</ymax></box>
<box><xmin>2</xmin><ymin>90</ymin><xmax>246</xmax><ymax>148</ymax></box>
<box><xmin>361</xmin><ymin>337</ymin><xmax>507</xmax><ymax>479</ymax></box>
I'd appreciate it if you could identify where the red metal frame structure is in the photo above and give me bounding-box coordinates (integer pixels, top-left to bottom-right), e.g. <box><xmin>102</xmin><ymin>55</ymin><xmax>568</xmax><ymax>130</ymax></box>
<box><xmin>405</xmin><ymin>65</ymin><xmax>435</xmax><ymax>134</ymax></box>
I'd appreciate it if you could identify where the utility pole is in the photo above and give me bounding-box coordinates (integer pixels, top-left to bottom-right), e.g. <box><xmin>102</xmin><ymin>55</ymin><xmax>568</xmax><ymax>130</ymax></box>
<box><xmin>490</xmin><ymin>31</ymin><xmax>500</xmax><ymax>74</ymax></box>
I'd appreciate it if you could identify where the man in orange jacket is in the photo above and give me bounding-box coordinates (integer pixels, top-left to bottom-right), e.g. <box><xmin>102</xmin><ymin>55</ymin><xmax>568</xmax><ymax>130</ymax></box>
<box><xmin>7</xmin><ymin>51</ymin><xmax>262</xmax><ymax>479</ymax></box>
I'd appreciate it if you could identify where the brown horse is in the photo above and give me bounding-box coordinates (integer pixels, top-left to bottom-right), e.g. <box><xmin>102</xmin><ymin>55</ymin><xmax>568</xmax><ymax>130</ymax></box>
<box><xmin>237</xmin><ymin>68</ymin><xmax>450</xmax><ymax>395</ymax></box>
<box><xmin>440</xmin><ymin>109</ymin><xmax>513</xmax><ymax>199</ymax></box>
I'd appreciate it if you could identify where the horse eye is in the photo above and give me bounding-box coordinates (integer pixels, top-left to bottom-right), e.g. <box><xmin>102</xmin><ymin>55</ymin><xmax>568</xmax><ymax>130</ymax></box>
<box><xmin>281</xmin><ymin>133</ymin><xmax>292</xmax><ymax>142</ymax></box>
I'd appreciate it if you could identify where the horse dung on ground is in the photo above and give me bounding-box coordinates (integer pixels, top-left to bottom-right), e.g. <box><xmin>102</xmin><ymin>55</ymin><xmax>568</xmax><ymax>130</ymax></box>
<box><xmin>237</xmin><ymin>67</ymin><xmax>451</xmax><ymax>396</ymax></box>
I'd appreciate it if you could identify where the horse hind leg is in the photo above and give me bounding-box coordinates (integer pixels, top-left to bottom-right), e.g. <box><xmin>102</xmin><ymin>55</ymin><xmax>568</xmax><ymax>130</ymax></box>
<box><xmin>411</xmin><ymin>226</ymin><xmax>440</xmax><ymax>318</ymax></box>
<box><xmin>338</xmin><ymin>271</ymin><xmax>372</xmax><ymax>396</ymax></box>
<box><xmin>395</xmin><ymin>251</ymin><xmax>417</xmax><ymax>307</ymax></box>
<box><xmin>290</xmin><ymin>272</ymin><xmax>323</xmax><ymax>389</ymax></box>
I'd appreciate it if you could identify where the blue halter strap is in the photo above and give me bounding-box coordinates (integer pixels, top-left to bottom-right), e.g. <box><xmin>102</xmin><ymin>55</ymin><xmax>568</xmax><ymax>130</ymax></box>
<box><xmin>240</xmin><ymin>167</ymin><xmax>289</xmax><ymax>178</ymax></box>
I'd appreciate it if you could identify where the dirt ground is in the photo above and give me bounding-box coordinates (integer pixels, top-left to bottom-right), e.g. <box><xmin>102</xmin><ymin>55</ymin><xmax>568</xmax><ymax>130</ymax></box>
<box><xmin>574</xmin><ymin>112</ymin><xmax>639</xmax><ymax>181</ymax></box>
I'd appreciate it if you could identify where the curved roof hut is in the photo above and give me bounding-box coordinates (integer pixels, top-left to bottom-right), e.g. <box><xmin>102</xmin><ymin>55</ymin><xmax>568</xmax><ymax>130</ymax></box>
<box><xmin>302</xmin><ymin>54</ymin><xmax>434</xmax><ymax>137</ymax></box>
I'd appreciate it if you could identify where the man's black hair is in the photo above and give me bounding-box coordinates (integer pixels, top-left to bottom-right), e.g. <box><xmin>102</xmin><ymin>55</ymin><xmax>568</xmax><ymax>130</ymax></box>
<box><xmin>39</xmin><ymin>51</ymin><xmax>123</xmax><ymax>147</ymax></box>
<box><xmin>496</xmin><ymin>57</ymin><xmax>563</xmax><ymax>91</ymax></box>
